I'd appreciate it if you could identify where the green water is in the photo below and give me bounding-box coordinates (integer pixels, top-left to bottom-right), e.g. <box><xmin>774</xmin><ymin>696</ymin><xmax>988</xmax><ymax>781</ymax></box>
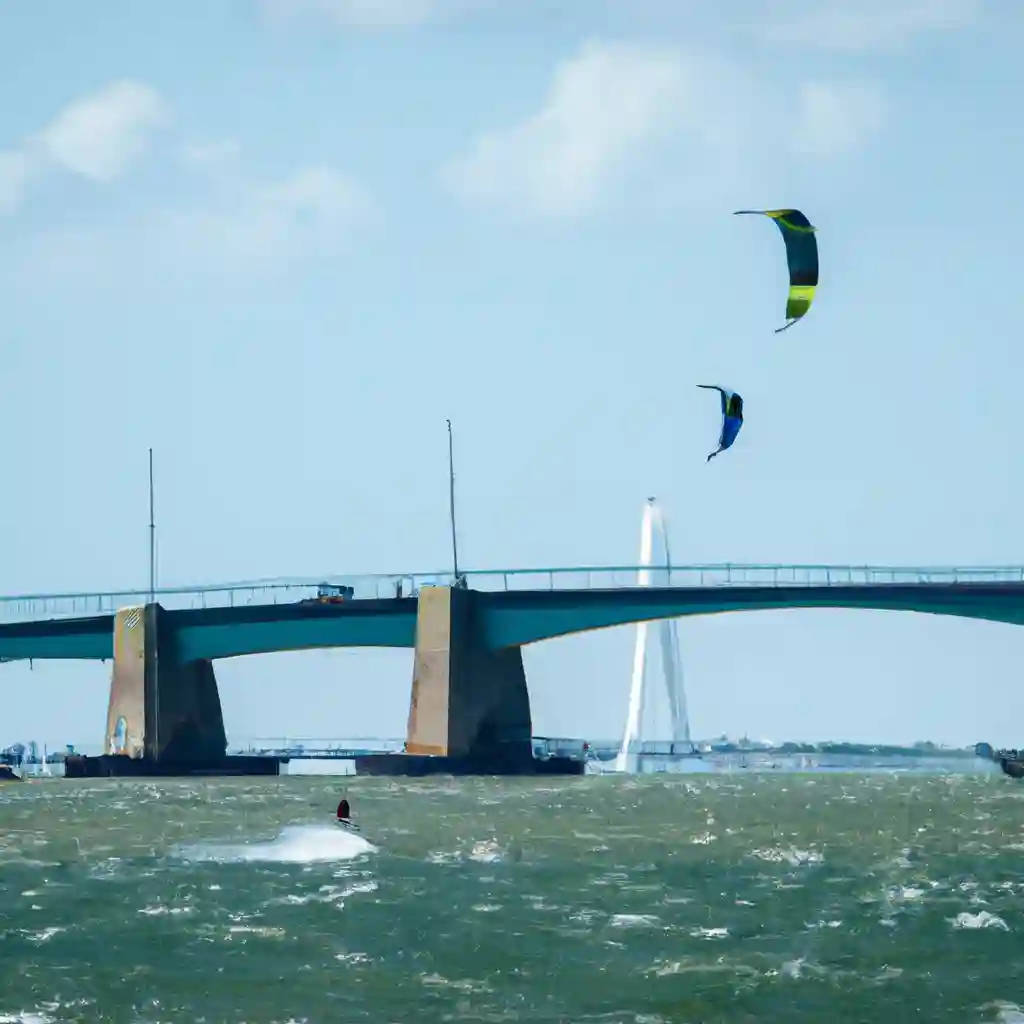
<box><xmin>1</xmin><ymin>772</ymin><xmax>1023</xmax><ymax>1022</ymax></box>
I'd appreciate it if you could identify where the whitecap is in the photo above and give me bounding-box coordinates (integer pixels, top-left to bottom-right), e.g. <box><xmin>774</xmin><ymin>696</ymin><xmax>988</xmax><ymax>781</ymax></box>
<box><xmin>750</xmin><ymin>846</ymin><xmax>823</xmax><ymax>867</ymax></box>
<box><xmin>227</xmin><ymin>925</ymin><xmax>287</xmax><ymax>939</ymax></box>
<box><xmin>469</xmin><ymin>839</ymin><xmax>503</xmax><ymax>863</ymax></box>
<box><xmin>781</xmin><ymin>958</ymin><xmax>806</xmax><ymax>978</ymax></box>
<box><xmin>425</xmin><ymin>850</ymin><xmax>462</xmax><ymax>865</ymax></box>
<box><xmin>335</xmin><ymin>951</ymin><xmax>372</xmax><ymax>965</ymax></box>
<box><xmin>419</xmin><ymin>973</ymin><xmax>491</xmax><ymax>994</ymax></box>
<box><xmin>982</xmin><ymin>1002</ymin><xmax>1024</xmax><ymax>1023</ymax></box>
<box><xmin>950</xmin><ymin>911</ymin><xmax>1009</xmax><ymax>931</ymax></box>
<box><xmin>609</xmin><ymin>913</ymin><xmax>660</xmax><ymax>929</ymax></box>
<box><xmin>895</xmin><ymin>886</ymin><xmax>925</xmax><ymax>901</ymax></box>
<box><xmin>175</xmin><ymin>825</ymin><xmax>375</xmax><ymax>864</ymax></box>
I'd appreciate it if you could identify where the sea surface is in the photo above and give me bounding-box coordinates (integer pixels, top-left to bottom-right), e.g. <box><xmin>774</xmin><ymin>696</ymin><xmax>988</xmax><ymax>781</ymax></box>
<box><xmin>2</xmin><ymin>771</ymin><xmax>1024</xmax><ymax>1022</ymax></box>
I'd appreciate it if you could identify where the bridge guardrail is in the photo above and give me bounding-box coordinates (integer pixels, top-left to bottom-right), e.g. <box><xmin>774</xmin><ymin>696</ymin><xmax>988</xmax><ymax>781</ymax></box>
<box><xmin>2</xmin><ymin>564</ymin><xmax>1023</xmax><ymax>623</ymax></box>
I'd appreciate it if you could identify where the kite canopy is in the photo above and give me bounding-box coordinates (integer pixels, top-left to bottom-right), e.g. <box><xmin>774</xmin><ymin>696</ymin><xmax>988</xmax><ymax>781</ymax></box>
<box><xmin>734</xmin><ymin>208</ymin><xmax>818</xmax><ymax>333</ymax></box>
<box><xmin>697</xmin><ymin>384</ymin><xmax>743</xmax><ymax>462</ymax></box>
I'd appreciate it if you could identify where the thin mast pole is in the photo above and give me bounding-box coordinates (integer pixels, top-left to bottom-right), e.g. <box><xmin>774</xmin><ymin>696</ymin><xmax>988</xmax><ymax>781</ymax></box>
<box><xmin>148</xmin><ymin>446</ymin><xmax>158</xmax><ymax>761</ymax></box>
<box><xmin>447</xmin><ymin>420</ymin><xmax>459</xmax><ymax>582</ymax></box>
<box><xmin>148</xmin><ymin>448</ymin><xmax>156</xmax><ymax>605</ymax></box>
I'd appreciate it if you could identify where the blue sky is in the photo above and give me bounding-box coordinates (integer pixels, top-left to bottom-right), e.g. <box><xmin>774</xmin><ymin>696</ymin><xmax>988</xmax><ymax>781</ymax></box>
<box><xmin>3</xmin><ymin>0</ymin><xmax>1023</xmax><ymax>751</ymax></box>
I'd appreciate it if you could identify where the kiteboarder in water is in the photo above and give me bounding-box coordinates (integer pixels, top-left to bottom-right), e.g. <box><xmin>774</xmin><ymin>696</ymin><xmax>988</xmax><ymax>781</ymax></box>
<box><xmin>336</xmin><ymin>797</ymin><xmax>362</xmax><ymax>831</ymax></box>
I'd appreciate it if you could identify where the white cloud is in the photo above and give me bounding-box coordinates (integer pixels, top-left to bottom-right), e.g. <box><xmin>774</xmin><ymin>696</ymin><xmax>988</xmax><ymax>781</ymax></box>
<box><xmin>7</xmin><ymin>163</ymin><xmax>372</xmax><ymax>286</ymax></box>
<box><xmin>157</xmin><ymin>165</ymin><xmax>373</xmax><ymax>269</ymax></box>
<box><xmin>758</xmin><ymin>0</ymin><xmax>981</xmax><ymax>52</ymax></box>
<box><xmin>259</xmin><ymin>0</ymin><xmax>476</xmax><ymax>29</ymax></box>
<box><xmin>0</xmin><ymin>81</ymin><xmax>168</xmax><ymax>214</ymax></box>
<box><xmin>792</xmin><ymin>82</ymin><xmax>887</xmax><ymax>158</ymax></box>
<box><xmin>34</xmin><ymin>80</ymin><xmax>168</xmax><ymax>182</ymax></box>
<box><xmin>258</xmin><ymin>0</ymin><xmax>982</xmax><ymax>44</ymax></box>
<box><xmin>179</xmin><ymin>139</ymin><xmax>240</xmax><ymax>173</ymax></box>
<box><xmin>0</xmin><ymin>151</ymin><xmax>34</xmax><ymax>216</ymax></box>
<box><xmin>440</xmin><ymin>41</ymin><xmax>710</xmax><ymax>218</ymax></box>
<box><xmin>257</xmin><ymin>165</ymin><xmax>370</xmax><ymax>226</ymax></box>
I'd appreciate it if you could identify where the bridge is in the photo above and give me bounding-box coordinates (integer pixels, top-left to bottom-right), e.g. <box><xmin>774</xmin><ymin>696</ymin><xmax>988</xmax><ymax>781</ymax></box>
<box><xmin>3</xmin><ymin>563</ymin><xmax>1024</xmax><ymax>770</ymax></box>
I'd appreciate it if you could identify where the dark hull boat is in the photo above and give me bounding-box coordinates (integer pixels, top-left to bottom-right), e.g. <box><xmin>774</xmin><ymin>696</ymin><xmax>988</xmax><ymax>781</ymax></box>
<box><xmin>975</xmin><ymin>742</ymin><xmax>1024</xmax><ymax>779</ymax></box>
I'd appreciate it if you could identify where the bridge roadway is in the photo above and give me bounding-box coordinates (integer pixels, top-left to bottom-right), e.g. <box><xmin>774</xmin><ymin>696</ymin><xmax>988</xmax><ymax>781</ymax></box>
<box><xmin>4</xmin><ymin>563</ymin><xmax>1024</xmax><ymax>663</ymax></box>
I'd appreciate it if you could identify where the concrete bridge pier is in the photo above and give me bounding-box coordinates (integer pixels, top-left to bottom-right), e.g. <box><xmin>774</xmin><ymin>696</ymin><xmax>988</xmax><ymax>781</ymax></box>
<box><xmin>105</xmin><ymin>604</ymin><xmax>227</xmax><ymax>762</ymax></box>
<box><xmin>405</xmin><ymin>584</ymin><xmax>533</xmax><ymax>761</ymax></box>
<box><xmin>355</xmin><ymin>584</ymin><xmax>583</xmax><ymax>775</ymax></box>
<box><xmin>66</xmin><ymin>604</ymin><xmax>278</xmax><ymax>777</ymax></box>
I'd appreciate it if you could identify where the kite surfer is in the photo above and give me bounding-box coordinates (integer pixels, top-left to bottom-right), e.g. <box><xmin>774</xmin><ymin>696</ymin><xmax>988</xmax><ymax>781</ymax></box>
<box><xmin>335</xmin><ymin>797</ymin><xmax>361</xmax><ymax>831</ymax></box>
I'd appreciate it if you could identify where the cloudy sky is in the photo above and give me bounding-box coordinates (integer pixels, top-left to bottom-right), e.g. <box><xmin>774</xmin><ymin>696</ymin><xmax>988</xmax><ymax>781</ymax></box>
<box><xmin>3</xmin><ymin>0</ymin><xmax>1023</xmax><ymax>751</ymax></box>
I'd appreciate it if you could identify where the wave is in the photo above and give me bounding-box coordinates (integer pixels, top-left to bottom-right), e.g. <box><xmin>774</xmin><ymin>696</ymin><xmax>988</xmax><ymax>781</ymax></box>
<box><xmin>174</xmin><ymin>824</ymin><xmax>376</xmax><ymax>864</ymax></box>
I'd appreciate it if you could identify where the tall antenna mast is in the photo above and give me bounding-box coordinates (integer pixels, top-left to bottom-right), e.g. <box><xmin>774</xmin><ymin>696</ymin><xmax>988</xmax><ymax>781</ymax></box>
<box><xmin>148</xmin><ymin>447</ymin><xmax>156</xmax><ymax>605</ymax></box>
<box><xmin>446</xmin><ymin>419</ymin><xmax>460</xmax><ymax>583</ymax></box>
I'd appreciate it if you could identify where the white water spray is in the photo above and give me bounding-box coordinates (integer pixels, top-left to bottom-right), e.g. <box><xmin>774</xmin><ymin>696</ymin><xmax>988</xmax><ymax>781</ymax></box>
<box><xmin>175</xmin><ymin>825</ymin><xmax>376</xmax><ymax>864</ymax></box>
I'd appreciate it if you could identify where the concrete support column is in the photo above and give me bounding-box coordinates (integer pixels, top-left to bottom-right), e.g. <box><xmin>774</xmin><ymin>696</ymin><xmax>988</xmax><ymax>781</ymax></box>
<box><xmin>405</xmin><ymin>585</ymin><xmax>532</xmax><ymax>760</ymax></box>
<box><xmin>105</xmin><ymin>604</ymin><xmax>227</xmax><ymax>762</ymax></box>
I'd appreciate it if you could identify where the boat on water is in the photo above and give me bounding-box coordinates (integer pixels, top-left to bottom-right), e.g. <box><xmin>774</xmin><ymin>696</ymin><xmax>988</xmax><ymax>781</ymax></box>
<box><xmin>975</xmin><ymin>742</ymin><xmax>1024</xmax><ymax>779</ymax></box>
<box><xmin>334</xmin><ymin>818</ymin><xmax>362</xmax><ymax>833</ymax></box>
<box><xmin>0</xmin><ymin>764</ymin><xmax>22</xmax><ymax>782</ymax></box>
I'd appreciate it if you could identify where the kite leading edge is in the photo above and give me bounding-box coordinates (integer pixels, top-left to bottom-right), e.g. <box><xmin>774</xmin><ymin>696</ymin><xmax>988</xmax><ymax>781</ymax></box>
<box><xmin>733</xmin><ymin>209</ymin><xmax>818</xmax><ymax>333</ymax></box>
<box><xmin>697</xmin><ymin>384</ymin><xmax>743</xmax><ymax>462</ymax></box>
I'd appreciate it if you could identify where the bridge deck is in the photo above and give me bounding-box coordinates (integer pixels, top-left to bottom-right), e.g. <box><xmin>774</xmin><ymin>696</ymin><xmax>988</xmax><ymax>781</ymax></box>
<box><xmin>2</xmin><ymin>563</ymin><xmax>1024</xmax><ymax>624</ymax></box>
<box><xmin>4</xmin><ymin>577</ymin><xmax>1024</xmax><ymax>663</ymax></box>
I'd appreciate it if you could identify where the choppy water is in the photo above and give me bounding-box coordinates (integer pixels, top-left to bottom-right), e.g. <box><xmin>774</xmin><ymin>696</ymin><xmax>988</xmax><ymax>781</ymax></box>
<box><xmin>2</xmin><ymin>772</ymin><xmax>1024</xmax><ymax>1022</ymax></box>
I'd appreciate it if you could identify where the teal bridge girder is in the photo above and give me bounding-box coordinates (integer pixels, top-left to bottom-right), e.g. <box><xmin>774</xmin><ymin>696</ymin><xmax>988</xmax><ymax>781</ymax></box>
<box><xmin>4</xmin><ymin>563</ymin><xmax>1024</xmax><ymax>622</ymax></box>
<box><xmin>3</xmin><ymin>564</ymin><xmax>1024</xmax><ymax>663</ymax></box>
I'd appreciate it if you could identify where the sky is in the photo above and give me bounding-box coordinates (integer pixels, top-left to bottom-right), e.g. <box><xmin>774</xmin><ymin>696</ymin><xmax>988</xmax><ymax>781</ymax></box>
<box><xmin>3</xmin><ymin>0</ymin><xmax>1024</xmax><ymax>752</ymax></box>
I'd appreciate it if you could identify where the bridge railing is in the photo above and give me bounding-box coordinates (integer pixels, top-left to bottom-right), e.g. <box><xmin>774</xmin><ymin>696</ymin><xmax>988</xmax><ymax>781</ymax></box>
<box><xmin>3</xmin><ymin>563</ymin><xmax>1024</xmax><ymax>623</ymax></box>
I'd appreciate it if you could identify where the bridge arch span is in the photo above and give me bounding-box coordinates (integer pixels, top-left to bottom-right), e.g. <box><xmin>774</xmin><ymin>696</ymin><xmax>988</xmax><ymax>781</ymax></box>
<box><xmin>476</xmin><ymin>584</ymin><xmax>1024</xmax><ymax>649</ymax></box>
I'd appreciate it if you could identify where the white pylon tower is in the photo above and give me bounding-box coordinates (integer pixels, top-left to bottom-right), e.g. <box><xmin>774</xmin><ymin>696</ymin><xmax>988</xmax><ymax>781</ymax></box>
<box><xmin>613</xmin><ymin>497</ymin><xmax>693</xmax><ymax>773</ymax></box>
